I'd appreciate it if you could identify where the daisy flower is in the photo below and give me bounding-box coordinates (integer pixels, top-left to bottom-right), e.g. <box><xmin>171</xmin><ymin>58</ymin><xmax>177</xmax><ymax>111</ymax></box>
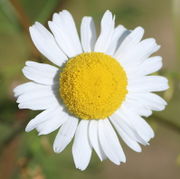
<box><xmin>14</xmin><ymin>10</ymin><xmax>169</xmax><ymax>170</ymax></box>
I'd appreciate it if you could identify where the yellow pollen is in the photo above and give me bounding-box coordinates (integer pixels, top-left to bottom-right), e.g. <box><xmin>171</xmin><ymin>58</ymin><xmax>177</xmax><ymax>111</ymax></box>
<box><xmin>59</xmin><ymin>52</ymin><xmax>127</xmax><ymax>120</ymax></box>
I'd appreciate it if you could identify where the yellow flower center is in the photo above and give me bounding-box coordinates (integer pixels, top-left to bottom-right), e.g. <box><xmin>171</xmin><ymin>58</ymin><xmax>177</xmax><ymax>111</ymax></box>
<box><xmin>59</xmin><ymin>52</ymin><xmax>127</xmax><ymax>120</ymax></box>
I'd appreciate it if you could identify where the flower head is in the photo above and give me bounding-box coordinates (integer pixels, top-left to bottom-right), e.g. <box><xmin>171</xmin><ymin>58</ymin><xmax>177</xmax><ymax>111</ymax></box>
<box><xmin>14</xmin><ymin>10</ymin><xmax>169</xmax><ymax>170</ymax></box>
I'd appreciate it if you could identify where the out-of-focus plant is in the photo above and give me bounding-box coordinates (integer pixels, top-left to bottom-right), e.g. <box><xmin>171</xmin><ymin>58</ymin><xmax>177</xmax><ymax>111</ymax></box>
<box><xmin>173</xmin><ymin>0</ymin><xmax>180</xmax><ymax>67</ymax></box>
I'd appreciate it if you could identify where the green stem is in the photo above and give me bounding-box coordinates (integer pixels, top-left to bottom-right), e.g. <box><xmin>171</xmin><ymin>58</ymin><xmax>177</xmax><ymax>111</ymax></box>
<box><xmin>151</xmin><ymin>114</ymin><xmax>180</xmax><ymax>134</ymax></box>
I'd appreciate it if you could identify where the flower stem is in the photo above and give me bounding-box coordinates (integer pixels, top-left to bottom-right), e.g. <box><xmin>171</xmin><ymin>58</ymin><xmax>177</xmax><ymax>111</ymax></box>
<box><xmin>151</xmin><ymin>114</ymin><xmax>180</xmax><ymax>134</ymax></box>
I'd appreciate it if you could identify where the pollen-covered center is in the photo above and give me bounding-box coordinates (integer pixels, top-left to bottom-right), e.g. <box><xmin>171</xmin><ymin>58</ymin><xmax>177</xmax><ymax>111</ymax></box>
<box><xmin>59</xmin><ymin>52</ymin><xmax>127</xmax><ymax>120</ymax></box>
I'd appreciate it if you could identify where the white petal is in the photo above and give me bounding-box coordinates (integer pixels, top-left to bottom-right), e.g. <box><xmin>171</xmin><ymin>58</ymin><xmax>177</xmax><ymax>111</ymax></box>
<box><xmin>80</xmin><ymin>17</ymin><xmax>96</xmax><ymax>52</ymax></box>
<box><xmin>72</xmin><ymin>120</ymin><xmax>92</xmax><ymax>170</ymax></box>
<box><xmin>106</xmin><ymin>25</ymin><xmax>127</xmax><ymax>55</ymax></box>
<box><xmin>18</xmin><ymin>95</ymin><xmax>59</xmax><ymax>110</ymax></box>
<box><xmin>98</xmin><ymin>119</ymin><xmax>126</xmax><ymax>164</ymax></box>
<box><xmin>118</xmin><ymin>38</ymin><xmax>160</xmax><ymax>68</ymax></box>
<box><xmin>89</xmin><ymin>120</ymin><xmax>106</xmax><ymax>161</ymax></box>
<box><xmin>115</xmin><ymin>26</ymin><xmax>144</xmax><ymax>57</ymax></box>
<box><xmin>25</xmin><ymin>107</ymin><xmax>60</xmax><ymax>132</ymax></box>
<box><xmin>123</xmin><ymin>98</ymin><xmax>153</xmax><ymax>117</ymax></box>
<box><xmin>26</xmin><ymin>61</ymin><xmax>59</xmax><ymax>74</ymax></box>
<box><xmin>127</xmin><ymin>92</ymin><xmax>167</xmax><ymax>111</ymax></box>
<box><xmin>25</xmin><ymin>107</ymin><xmax>57</xmax><ymax>132</ymax></box>
<box><xmin>110</xmin><ymin>112</ymin><xmax>148</xmax><ymax>145</ymax></box>
<box><xmin>121</xmin><ymin>95</ymin><xmax>153</xmax><ymax>117</ymax></box>
<box><xmin>136</xmin><ymin>56</ymin><xmax>163</xmax><ymax>76</ymax></box>
<box><xmin>37</xmin><ymin>112</ymin><xmax>67</xmax><ymax>135</ymax></box>
<box><xmin>132</xmin><ymin>115</ymin><xmax>154</xmax><ymax>140</ymax></box>
<box><xmin>147</xmin><ymin>93</ymin><xmax>167</xmax><ymax>105</ymax></box>
<box><xmin>16</xmin><ymin>86</ymin><xmax>57</xmax><ymax>103</ymax></box>
<box><xmin>37</xmin><ymin>120</ymin><xmax>60</xmax><ymax>135</ymax></box>
<box><xmin>126</xmin><ymin>56</ymin><xmax>163</xmax><ymax>79</ymax></box>
<box><xmin>22</xmin><ymin>62</ymin><xmax>59</xmax><ymax>86</ymax></box>
<box><xmin>94</xmin><ymin>10</ymin><xmax>115</xmax><ymax>52</ymax></box>
<box><xmin>14</xmin><ymin>82</ymin><xmax>58</xmax><ymax>97</ymax></box>
<box><xmin>29</xmin><ymin>22</ymin><xmax>67</xmax><ymax>66</ymax></box>
<box><xmin>15</xmin><ymin>81</ymin><xmax>59</xmax><ymax>111</ymax></box>
<box><xmin>16</xmin><ymin>80</ymin><xmax>59</xmax><ymax>110</ymax></box>
<box><xmin>119</xmin><ymin>106</ymin><xmax>154</xmax><ymax>142</ymax></box>
<box><xmin>25</xmin><ymin>106</ymin><xmax>66</xmax><ymax>132</ymax></box>
<box><xmin>110</xmin><ymin>116</ymin><xmax>142</xmax><ymax>152</ymax></box>
<box><xmin>53</xmin><ymin>116</ymin><xmax>78</xmax><ymax>153</ymax></box>
<box><xmin>48</xmin><ymin>10</ymin><xmax>82</xmax><ymax>58</ymax></box>
<box><xmin>128</xmin><ymin>76</ymin><xmax>169</xmax><ymax>92</ymax></box>
<box><xmin>14</xmin><ymin>82</ymin><xmax>41</xmax><ymax>97</ymax></box>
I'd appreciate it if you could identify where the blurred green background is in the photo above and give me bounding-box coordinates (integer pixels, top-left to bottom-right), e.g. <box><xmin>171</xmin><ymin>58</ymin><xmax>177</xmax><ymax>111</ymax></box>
<box><xmin>0</xmin><ymin>0</ymin><xmax>180</xmax><ymax>178</ymax></box>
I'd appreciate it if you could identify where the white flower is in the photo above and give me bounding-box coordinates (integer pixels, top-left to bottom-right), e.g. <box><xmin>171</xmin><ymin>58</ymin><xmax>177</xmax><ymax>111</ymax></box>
<box><xmin>14</xmin><ymin>10</ymin><xmax>169</xmax><ymax>170</ymax></box>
